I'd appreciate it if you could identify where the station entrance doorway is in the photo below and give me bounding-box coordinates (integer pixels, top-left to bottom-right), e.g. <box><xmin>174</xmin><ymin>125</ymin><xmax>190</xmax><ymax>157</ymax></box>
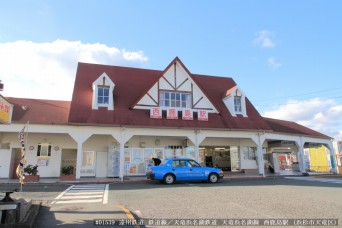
<box><xmin>200</xmin><ymin>146</ymin><xmax>240</xmax><ymax>171</ymax></box>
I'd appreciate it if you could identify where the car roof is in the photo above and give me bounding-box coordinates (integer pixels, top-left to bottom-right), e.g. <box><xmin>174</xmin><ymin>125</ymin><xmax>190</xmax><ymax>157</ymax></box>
<box><xmin>166</xmin><ymin>158</ymin><xmax>194</xmax><ymax>161</ymax></box>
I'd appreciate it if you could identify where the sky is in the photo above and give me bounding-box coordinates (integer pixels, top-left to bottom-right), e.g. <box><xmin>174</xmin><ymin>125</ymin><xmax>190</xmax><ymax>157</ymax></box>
<box><xmin>0</xmin><ymin>1</ymin><xmax>341</xmax><ymax>139</ymax></box>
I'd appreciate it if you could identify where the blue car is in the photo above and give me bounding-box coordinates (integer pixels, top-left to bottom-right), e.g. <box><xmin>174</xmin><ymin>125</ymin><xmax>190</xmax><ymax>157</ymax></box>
<box><xmin>146</xmin><ymin>158</ymin><xmax>224</xmax><ymax>184</ymax></box>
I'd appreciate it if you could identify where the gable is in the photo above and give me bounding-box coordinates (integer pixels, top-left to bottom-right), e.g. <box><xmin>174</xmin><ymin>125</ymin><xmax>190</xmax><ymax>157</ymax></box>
<box><xmin>92</xmin><ymin>72</ymin><xmax>115</xmax><ymax>110</ymax></box>
<box><xmin>133</xmin><ymin>58</ymin><xmax>218</xmax><ymax>113</ymax></box>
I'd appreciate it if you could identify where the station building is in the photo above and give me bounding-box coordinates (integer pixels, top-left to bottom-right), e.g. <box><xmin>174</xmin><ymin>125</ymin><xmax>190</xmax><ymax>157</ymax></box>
<box><xmin>0</xmin><ymin>57</ymin><xmax>337</xmax><ymax>180</ymax></box>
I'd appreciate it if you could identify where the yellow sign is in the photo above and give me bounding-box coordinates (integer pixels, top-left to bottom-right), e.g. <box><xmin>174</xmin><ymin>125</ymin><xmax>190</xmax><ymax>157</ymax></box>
<box><xmin>0</xmin><ymin>95</ymin><xmax>13</xmax><ymax>124</ymax></box>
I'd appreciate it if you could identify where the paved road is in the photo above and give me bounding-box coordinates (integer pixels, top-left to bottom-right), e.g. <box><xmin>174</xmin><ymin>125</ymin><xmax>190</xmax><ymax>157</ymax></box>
<box><xmin>0</xmin><ymin>183</ymin><xmax>71</xmax><ymax>203</ymax></box>
<box><xmin>110</xmin><ymin>178</ymin><xmax>342</xmax><ymax>227</ymax></box>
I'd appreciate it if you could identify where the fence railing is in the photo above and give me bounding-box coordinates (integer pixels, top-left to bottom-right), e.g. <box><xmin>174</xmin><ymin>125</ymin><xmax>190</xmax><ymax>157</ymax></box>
<box><xmin>61</xmin><ymin>159</ymin><xmax>76</xmax><ymax>168</ymax></box>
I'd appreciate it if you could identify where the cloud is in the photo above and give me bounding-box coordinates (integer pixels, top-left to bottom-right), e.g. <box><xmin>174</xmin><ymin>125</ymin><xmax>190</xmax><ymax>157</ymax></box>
<box><xmin>254</xmin><ymin>30</ymin><xmax>275</xmax><ymax>48</ymax></box>
<box><xmin>263</xmin><ymin>98</ymin><xmax>342</xmax><ymax>139</ymax></box>
<box><xmin>267</xmin><ymin>57</ymin><xmax>282</xmax><ymax>69</ymax></box>
<box><xmin>0</xmin><ymin>40</ymin><xmax>148</xmax><ymax>101</ymax></box>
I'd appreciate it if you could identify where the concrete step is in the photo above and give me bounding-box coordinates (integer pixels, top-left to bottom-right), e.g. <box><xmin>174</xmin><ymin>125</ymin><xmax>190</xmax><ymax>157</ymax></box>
<box><xmin>15</xmin><ymin>201</ymin><xmax>41</xmax><ymax>228</ymax></box>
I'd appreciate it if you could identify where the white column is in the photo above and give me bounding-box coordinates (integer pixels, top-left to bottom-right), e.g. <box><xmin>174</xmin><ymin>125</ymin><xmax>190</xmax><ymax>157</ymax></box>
<box><xmin>119</xmin><ymin>139</ymin><xmax>125</xmax><ymax>181</ymax></box>
<box><xmin>257</xmin><ymin>133</ymin><xmax>265</xmax><ymax>176</ymax></box>
<box><xmin>298</xmin><ymin>137</ymin><xmax>305</xmax><ymax>173</ymax></box>
<box><xmin>68</xmin><ymin>132</ymin><xmax>92</xmax><ymax>180</ymax></box>
<box><xmin>327</xmin><ymin>141</ymin><xmax>337</xmax><ymax>174</ymax></box>
<box><xmin>116</xmin><ymin>128</ymin><xmax>133</xmax><ymax>182</ymax></box>
<box><xmin>188</xmin><ymin>130</ymin><xmax>205</xmax><ymax>163</ymax></box>
<box><xmin>76</xmin><ymin>142</ymin><xmax>83</xmax><ymax>179</ymax></box>
<box><xmin>194</xmin><ymin>130</ymin><xmax>200</xmax><ymax>162</ymax></box>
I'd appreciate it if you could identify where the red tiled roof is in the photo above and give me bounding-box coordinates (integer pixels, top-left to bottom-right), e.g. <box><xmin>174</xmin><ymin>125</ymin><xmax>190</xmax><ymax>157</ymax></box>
<box><xmin>6</xmin><ymin>62</ymin><xmax>332</xmax><ymax>140</ymax></box>
<box><xmin>7</xmin><ymin>97</ymin><xmax>70</xmax><ymax>125</ymax></box>
<box><xmin>263</xmin><ymin>117</ymin><xmax>332</xmax><ymax>139</ymax></box>
<box><xmin>68</xmin><ymin>62</ymin><xmax>272</xmax><ymax>131</ymax></box>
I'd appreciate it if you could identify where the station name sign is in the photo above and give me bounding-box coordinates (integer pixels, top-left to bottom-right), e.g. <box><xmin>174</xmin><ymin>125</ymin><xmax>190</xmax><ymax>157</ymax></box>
<box><xmin>150</xmin><ymin>107</ymin><xmax>208</xmax><ymax>121</ymax></box>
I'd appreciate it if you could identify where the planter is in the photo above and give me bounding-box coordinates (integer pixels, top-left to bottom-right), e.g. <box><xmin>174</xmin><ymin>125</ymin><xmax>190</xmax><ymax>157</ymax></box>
<box><xmin>24</xmin><ymin>175</ymin><xmax>40</xmax><ymax>183</ymax></box>
<box><xmin>60</xmin><ymin>175</ymin><xmax>76</xmax><ymax>181</ymax></box>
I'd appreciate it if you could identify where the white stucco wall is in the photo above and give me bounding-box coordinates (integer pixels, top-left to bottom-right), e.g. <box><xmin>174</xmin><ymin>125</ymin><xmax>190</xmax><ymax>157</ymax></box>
<box><xmin>1</xmin><ymin>133</ymin><xmax>77</xmax><ymax>177</ymax></box>
<box><xmin>83</xmin><ymin>135</ymin><xmax>113</xmax><ymax>152</ymax></box>
<box><xmin>0</xmin><ymin>149</ymin><xmax>12</xmax><ymax>178</ymax></box>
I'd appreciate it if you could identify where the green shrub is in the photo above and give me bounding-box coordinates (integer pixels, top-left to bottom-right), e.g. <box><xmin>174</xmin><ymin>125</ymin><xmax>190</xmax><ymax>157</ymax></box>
<box><xmin>24</xmin><ymin>164</ymin><xmax>39</xmax><ymax>176</ymax></box>
<box><xmin>62</xmin><ymin>165</ymin><xmax>74</xmax><ymax>175</ymax></box>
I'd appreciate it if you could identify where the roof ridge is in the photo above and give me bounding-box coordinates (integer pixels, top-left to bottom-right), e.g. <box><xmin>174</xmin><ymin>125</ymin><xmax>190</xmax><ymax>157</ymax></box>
<box><xmin>8</xmin><ymin>97</ymin><xmax>70</xmax><ymax>110</ymax></box>
<box><xmin>78</xmin><ymin>62</ymin><xmax>162</xmax><ymax>73</ymax></box>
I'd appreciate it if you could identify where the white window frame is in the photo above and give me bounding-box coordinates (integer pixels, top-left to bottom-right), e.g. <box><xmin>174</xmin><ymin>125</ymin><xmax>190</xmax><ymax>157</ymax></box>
<box><xmin>92</xmin><ymin>72</ymin><xmax>115</xmax><ymax>110</ymax></box>
<box><xmin>160</xmin><ymin>91</ymin><xmax>191</xmax><ymax>108</ymax></box>
<box><xmin>234</xmin><ymin>96</ymin><xmax>242</xmax><ymax>112</ymax></box>
<box><xmin>37</xmin><ymin>143</ymin><xmax>52</xmax><ymax>157</ymax></box>
<box><xmin>97</xmin><ymin>86</ymin><xmax>110</xmax><ymax>106</ymax></box>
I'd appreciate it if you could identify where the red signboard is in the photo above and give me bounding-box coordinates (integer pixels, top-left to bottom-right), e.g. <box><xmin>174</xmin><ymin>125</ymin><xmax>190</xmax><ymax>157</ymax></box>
<box><xmin>198</xmin><ymin>110</ymin><xmax>208</xmax><ymax>121</ymax></box>
<box><xmin>150</xmin><ymin>107</ymin><xmax>162</xmax><ymax>119</ymax></box>
<box><xmin>182</xmin><ymin>109</ymin><xmax>193</xmax><ymax>120</ymax></box>
<box><xmin>167</xmin><ymin>108</ymin><xmax>178</xmax><ymax>119</ymax></box>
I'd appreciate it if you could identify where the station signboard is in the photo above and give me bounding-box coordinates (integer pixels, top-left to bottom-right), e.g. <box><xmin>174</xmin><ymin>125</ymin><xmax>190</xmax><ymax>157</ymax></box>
<box><xmin>0</xmin><ymin>95</ymin><xmax>13</xmax><ymax>124</ymax></box>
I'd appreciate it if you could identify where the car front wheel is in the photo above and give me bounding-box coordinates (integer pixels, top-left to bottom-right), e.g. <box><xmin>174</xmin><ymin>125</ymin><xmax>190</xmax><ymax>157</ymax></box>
<box><xmin>208</xmin><ymin>173</ymin><xmax>218</xmax><ymax>183</ymax></box>
<box><xmin>163</xmin><ymin>174</ymin><xmax>175</xmax><ymax>184</ymax></box>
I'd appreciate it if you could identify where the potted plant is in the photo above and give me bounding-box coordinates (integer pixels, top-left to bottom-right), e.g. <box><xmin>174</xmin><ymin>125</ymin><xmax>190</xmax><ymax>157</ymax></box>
<box><xmin>60</xmin><ymin>165</ymin><xmax>76</xmax><ymax>181</ymax></box>
<box><xmin>23</xmin><ymin>164</ymin><xmax>40</xmax><ymax>182</ymax></box>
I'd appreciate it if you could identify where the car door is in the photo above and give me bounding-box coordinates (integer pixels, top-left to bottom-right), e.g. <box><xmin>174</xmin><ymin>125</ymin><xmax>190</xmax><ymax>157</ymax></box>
<box><xmin>171</xmin><ymin>160</ymin><xmax>190</xmax><ymax>181</ymax></box>
<box><xmin>187</xmin><ymin>160</ymin><xmax>206</xmax><ymax>180</ymax></box>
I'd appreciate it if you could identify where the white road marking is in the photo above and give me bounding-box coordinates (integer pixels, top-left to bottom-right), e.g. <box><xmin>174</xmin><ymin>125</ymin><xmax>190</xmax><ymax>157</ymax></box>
<box><xmin>55</xmin><ymin>199</ymin><xmax>103</xmax><ymax>204</ymax></box>
<box><xmin>103</xmin><ymin>184</ymin><xmax>109</xmax><ymax>204</ymax></box>
<box><xmin>64</xmin><ymin>191</ymin><xmax>104</xmax><ymax>195</ymax></box>
<box><xmin>50</xmin><ymin>185</ymin><xmax>74</xmax><ymax>205</ymax></box>
<box><xmin>62</xmin><ymin>195</ymin><xmax>103</xmax><ymax>199</ymax></box>
<box><xmin>51</xmin><ymin>184</ymin><xmax>108</xmax><ymax>205</ymax></box>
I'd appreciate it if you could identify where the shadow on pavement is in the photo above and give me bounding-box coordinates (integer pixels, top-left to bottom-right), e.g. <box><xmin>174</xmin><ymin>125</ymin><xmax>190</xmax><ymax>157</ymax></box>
<box><xmin>34</xmin><ymin>204</ymin><xmax>137</xmax><ymax>228</ymax></box>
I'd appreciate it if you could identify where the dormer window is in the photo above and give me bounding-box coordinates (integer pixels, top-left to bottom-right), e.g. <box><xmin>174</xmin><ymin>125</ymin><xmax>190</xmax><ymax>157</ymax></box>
<box><xmin>234</xmin><ymin>96</ymin><xmax>242</xmax><ymax>112</ymax></box>
<box><xmin>98</xmin><ymin>86</ymin><xmax>110</xmax><ymax>105</ymax></box>
<box><xmin>92</xmin><ymin>72</ymin><xmax>115</xmax><ymax>110</ymax></box>
<box><xmin>160</xmin><ymin>91</ymin><xmax>191</xmax><ymax>108</ymax></box>
<box><xmin>223</xmin><ymin>86</ymin><xmax>247</xmax><ymax>117</ymax></box>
